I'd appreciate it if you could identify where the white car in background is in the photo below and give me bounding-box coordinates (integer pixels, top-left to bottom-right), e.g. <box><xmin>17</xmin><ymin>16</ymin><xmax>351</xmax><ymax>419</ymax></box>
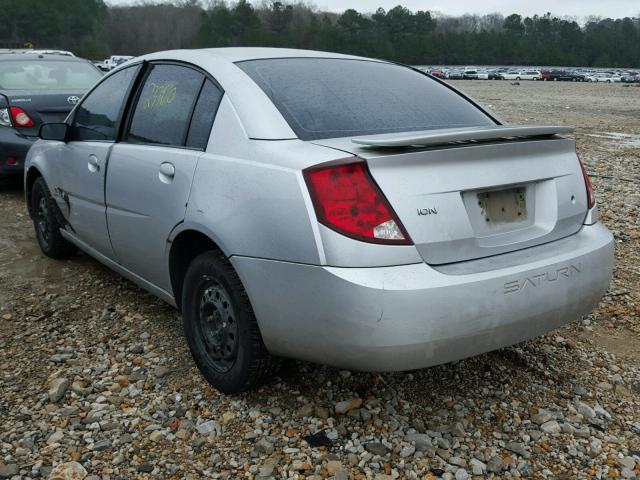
<box><xmin>501</xmin><ymin>70</ymin><xmax>541</xmax><ymax>81</ymax></box>
<box><xmin>520</xmin><ymin>69</ymin><xmax>542</xmax><ymax>80</ymax></box>
<box><xmin>102</xmin><ymin>55</ymin><xmax>134</xmax><ymax>71</ymax></box>
<box><xmin>587</xmin><ymin>73</ymin><xmax>620</xmax><ymax>83</ymax></box>
<box><xmin>499</xmin><ymin>70</ymin><xmax>522</xmax><ymax>80</ymax></box>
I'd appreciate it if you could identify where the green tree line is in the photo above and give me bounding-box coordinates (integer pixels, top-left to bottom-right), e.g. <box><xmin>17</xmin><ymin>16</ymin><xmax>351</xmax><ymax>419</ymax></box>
<box><xmin>0</xmin><ymin>0</ymin><xmax>638</xmax><ymax>67</ymax></box>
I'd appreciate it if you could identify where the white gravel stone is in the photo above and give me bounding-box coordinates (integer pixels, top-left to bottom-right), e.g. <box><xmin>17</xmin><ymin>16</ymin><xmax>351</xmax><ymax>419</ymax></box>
<box><xmin>469</xmin><ymin>458</ymin><xmax>486</xmax><ymax>475</ymax></box>
<box><xmin>540</xmin><ymin>420</ymin><xmax>562</xmax><ymax>434</ymax></box>
<box><xmin>48</xmin><ymin>377</ymin><xmax>69</xmax><ymax>403</ymax></box>
<box><xmin>576</xmin><ymin>401</ymin><xmax>596</xmax><ymax>420</ymax></box>
<box><xmin>454</xmin><ymin>468</ymin><xmax>469</xmax><ymax>480</ymax></box>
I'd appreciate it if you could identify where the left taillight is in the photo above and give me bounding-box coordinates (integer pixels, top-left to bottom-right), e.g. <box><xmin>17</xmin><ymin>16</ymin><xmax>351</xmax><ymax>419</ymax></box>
<box><xmin>0</xmin><ymin>108</ymin><xmax>12</xmax><ymax>127</ymax></box>
<box><xmin>303</xmin><ymin>157</ymin><xmax>412</xmax><ymax>245</ymax></box>
<box><xmin>9</xmin><ymin>107</ymin><xmax>34</xmax><ymax>128</ymax></box>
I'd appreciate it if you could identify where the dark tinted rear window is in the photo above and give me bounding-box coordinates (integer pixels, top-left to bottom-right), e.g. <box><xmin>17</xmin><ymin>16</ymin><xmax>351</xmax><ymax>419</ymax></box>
<box><xmin>238</xmin><ymin>58</ymin><xmax>494</xmax><ymax>141</ymax></box>
<box><xmin>186</xmin><ymin>79</ymin><xmax>223</xmax><ymax>150</ymax></box>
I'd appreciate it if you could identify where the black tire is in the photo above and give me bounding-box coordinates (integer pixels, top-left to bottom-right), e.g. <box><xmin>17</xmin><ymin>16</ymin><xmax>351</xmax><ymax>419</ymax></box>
<box><xmin>182</xmin><ymin>250</ymin><xmax>278</xmax><ymax>393</ymax></box>
<box><xmin>31</xmin><ymin>177</ymin><xmax>77</xmax><ymax>259</ymax></box>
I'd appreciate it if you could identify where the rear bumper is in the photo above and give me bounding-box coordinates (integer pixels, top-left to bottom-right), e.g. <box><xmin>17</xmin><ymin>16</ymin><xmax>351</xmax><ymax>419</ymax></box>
<box><xmin>232</xmin><ymin>223</ymin><xmax>614</xmax><ymax>371</ymax></box>
<box><xmin>0</xmin><ymin>128</ymin><xmax>35</xmax><ymax>174</ymax></box>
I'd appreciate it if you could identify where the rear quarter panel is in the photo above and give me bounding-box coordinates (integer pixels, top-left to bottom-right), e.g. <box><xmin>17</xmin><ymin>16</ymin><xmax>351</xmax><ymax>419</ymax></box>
<box><xmin>180</xmin><ymin>96</ymin><xmax>341</xmax><ymax>264</ymax></box>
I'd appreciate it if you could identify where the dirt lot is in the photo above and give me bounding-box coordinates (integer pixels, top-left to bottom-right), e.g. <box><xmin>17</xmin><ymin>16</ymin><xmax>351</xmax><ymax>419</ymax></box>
<box><xmin>0</xmin><ymin>81</ymin><xmax>639</xmax><ymax>480</ymax></box>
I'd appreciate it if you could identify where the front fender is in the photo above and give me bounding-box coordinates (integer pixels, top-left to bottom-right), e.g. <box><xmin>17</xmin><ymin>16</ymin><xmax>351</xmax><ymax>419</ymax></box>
<box><xmin>24</xmin><ymin>140</ymin><xmax>67</xmax><ymax>217</ymax></box>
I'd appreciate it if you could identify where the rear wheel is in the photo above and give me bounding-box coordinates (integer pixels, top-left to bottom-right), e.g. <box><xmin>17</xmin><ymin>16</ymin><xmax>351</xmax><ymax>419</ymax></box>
<box><xmin>31</xmin><ymin>177</ymin><xmax>76</xmax><ymax>259</ymax></box>
<box><xmin>181</xmin><ymin>250</ymin><xmax>279</xmax><ymax>393</ymax></box>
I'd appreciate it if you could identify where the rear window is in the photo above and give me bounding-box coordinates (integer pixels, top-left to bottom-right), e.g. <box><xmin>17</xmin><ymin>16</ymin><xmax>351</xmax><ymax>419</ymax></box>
<box><xmin>238</xmin><ymin>58</ymin><xmax>494</xmax><ymax>140</ymax></box>
<box><xmin>0</xmin><ymin>59</ymin><xmax>102</xmax><ymax>91</ymax></box>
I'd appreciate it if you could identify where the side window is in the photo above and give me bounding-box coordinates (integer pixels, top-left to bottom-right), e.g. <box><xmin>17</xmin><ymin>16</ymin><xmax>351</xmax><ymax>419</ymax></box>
<box><xmin>127</xmin><ymin>64</ymin><xmax>203</xmax><ymax>147</ymax></box>
<box><xmin>70</xmin><ymin>66</ymin><xmax>139</xmax><ymax>142</ymax></box>
<box><xmin>186</xmin><ymin>80</ymin><xmax>223</xmax><ymax>150</ymax></box>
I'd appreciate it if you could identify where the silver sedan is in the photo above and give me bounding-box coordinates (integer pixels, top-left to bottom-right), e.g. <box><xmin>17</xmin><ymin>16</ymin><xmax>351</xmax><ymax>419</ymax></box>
<box><xmin>24</xmin><ymin>48</ymin><xmax>613</xmax><ymax>393</ymax></box>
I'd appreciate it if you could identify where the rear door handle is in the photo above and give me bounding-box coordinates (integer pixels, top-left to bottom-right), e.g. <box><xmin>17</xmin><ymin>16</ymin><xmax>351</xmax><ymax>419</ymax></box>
<box><xmin>88</xmin><ymin>155</ymin><xmax>100</xmax><ymax>173</ymax></box>
<box><xmin>159</xmin><ymin>162</ymin><xmax>175</xmax><ymax>183</ymax></box>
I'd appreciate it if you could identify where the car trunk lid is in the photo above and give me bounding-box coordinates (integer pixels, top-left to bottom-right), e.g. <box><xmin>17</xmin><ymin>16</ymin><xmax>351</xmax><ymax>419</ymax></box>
<box><xmin>312</xmin><ymin>125</ymin><xmax>589</xmax><ymax>264</ymax></box>
<box><xmin>4</xmin><ymin>90</ymin><xmax>81</xmax><ymax>135</ymax></box>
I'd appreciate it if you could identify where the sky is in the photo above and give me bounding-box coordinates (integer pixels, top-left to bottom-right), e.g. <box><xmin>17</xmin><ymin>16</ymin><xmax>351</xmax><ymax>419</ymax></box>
<box><xmin>107</xmin><ymin>0</ymin><xmax>639</xmax><ymax>19</ymax></box>
<box><xmin>312</xmin><ymin>0</ymin><xmax>638</xmax><ymax>18</ymax></box>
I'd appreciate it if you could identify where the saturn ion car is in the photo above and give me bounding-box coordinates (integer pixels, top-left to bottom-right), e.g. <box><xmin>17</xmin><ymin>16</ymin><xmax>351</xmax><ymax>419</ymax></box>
<box><xmin>24</xmin><ymin>48</ymin><xmax>614</xmax><ymax>393</ymax></box>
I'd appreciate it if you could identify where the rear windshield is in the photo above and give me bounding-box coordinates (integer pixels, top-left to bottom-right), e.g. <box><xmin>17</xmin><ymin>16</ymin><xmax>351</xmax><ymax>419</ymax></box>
<box><xmin>238</xmin><ymin>58</ymin><xmax>494</xmax><ymax>141</ymax></box>
<box><xmin>0</xmin><ymin>59</ymin><xmax>102</xmax><ymax>91</ymax></box>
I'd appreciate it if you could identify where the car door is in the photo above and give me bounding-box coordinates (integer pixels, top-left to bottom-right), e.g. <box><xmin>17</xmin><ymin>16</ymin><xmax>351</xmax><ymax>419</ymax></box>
<box><xmin>105</xmin><ymin>63</ymin><xmax>223</xmax><ymax>291</ymax></box>
<box><xmin>60</xmin><ymin>65</ymin><xmax>141</xmax><ymax>257</ymax></box>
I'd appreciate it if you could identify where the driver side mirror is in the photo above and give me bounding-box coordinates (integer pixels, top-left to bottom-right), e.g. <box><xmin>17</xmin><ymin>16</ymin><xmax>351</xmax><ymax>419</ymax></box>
<box><xmin>39</xmin><ymin>123</ymin><xmax>69</xmax><ymax>142</ymax></box>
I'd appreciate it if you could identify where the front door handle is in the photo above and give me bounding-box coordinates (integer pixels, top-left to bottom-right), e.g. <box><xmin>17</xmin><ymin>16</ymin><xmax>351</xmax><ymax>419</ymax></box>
<box><xmin>88</xmin><ymin>155</ymin><xmax>100</xmax><ymax>173</ymax></box>
<box><xmin>159</xmin><ymin>162</ymin><xmax>175</xmax><ymax>183</ymax></box>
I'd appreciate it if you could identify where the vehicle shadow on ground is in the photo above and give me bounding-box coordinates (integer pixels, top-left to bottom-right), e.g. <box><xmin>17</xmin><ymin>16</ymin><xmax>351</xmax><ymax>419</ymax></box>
<box><xmin>0</xmin><ymin>176</ymin><xmax>23</xmax><ymax>193</ymax></box>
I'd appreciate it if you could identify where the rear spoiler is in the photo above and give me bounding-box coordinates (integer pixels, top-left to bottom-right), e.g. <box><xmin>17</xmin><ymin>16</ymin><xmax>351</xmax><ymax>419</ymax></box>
<box><xmin>352</xmin><ymin>125</ymin><xmax>575</xmax><ymax>148</ymax></box>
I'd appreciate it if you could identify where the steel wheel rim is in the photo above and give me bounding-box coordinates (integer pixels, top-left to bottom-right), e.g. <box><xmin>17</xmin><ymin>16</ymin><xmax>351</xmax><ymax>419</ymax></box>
<box><xmin>198</xmin><ymin>281</ymin><xmax>238</xmax><ymax>373</ymax></box>
<box><xmin>36</xmin><ymin>196</ymin><xmax>50</xmax><ymax>249</ymax></box>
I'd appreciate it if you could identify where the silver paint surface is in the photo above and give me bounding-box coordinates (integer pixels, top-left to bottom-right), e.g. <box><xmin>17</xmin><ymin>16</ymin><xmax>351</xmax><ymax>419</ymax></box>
<box><xmin>25</xmin><ymin>47</ymin><xmax>614</xmax><ymax>372</ymax></box>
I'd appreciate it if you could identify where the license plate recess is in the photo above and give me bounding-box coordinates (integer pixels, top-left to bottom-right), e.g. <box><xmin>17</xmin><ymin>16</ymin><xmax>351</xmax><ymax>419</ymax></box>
<box><xmin>477</xmin><ymin>187</ymin><xmax>527</xmax><ymax>225</ymax></box>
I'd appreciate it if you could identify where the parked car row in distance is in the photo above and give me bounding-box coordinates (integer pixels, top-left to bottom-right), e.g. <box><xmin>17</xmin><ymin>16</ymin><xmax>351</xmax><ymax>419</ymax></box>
<box><xmin>424</xmin><ymin>66</ymin><xmax>640</xmax><ymax>83</ymax></box>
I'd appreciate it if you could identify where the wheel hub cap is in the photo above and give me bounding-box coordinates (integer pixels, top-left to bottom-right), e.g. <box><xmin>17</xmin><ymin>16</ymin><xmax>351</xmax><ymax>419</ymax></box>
<box><xmin>198</xmin><ymin>283</ymin><xmax>237</xmax><ymax>373</ymax></box>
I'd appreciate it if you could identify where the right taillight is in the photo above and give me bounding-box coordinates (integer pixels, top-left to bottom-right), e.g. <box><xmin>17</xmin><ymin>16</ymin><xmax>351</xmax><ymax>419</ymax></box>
<box><xmin>303</xmin><ymin>157</ymin><xmax>412</xmax><ymax>245</ymax></box>
<box><xmin>577</xmin><ymin>155</ymin><xmax>595</xmax><ymax>209</ymax></box>
<box><xmin>10</xmin><ymin>107</ymin><xmax>34</xmax><ymax>128</ymax></box>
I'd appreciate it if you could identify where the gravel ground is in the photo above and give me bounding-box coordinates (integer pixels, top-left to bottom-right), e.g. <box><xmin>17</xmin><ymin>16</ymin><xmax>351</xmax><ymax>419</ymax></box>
<box><xmin>0</xmin><ymin>81</ymin><xmax>639</xmax><ymax>480</ymax></box>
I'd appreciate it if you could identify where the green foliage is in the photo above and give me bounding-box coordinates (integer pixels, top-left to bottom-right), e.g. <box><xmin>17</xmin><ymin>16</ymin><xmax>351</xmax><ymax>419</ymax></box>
<box><xmin>0</xmin><ymin>0</ymin><xmax>109</xmax><ymax>57</ymax></box>
<box><xmin>0</xmin><ymin>0</ymin><xmax>638</xmax><ymax>67</ymax></box>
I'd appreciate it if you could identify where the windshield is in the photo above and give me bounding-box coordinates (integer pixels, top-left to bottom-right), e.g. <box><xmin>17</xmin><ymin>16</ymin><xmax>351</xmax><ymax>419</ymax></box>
<box><xmin>238</xmin><ymin>58</ymin><xmax>494</xmax><ymax>141</ymax></box>
<box><xmin>0</xmin><ymin>59</ymin><xmax>102</xmax><ymax>91</ymax></box>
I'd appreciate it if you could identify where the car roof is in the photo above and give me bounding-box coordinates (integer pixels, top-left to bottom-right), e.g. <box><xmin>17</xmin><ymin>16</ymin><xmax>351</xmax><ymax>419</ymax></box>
<box><xmin>0</xmin><ymin>53</ymin><xmax>86</xmax><ymax>62</ymax></box>
<box><xmin>141</xmin><ymin>47</ymin><xmax>377</xmax><ymax>65</ymax></box>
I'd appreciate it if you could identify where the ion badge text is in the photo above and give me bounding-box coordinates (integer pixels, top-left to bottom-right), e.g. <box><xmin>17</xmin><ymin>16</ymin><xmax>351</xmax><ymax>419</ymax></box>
<box><xmin>417</xmin><ymin>208</ymin><xmax>438</xmax><ymax>216</ymax></box>
<box><xmin>504</xmin><ymin>264</ymin><xmax>581</xmax><ymax>294</ymax></box>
